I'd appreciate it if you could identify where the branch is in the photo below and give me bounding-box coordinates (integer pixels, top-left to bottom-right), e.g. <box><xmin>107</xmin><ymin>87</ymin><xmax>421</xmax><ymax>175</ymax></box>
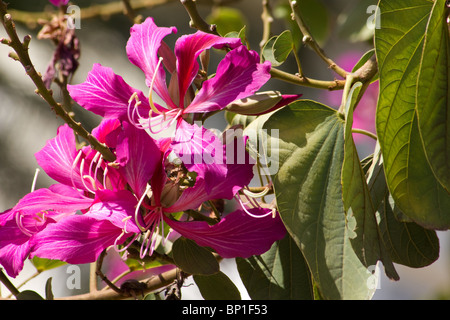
<box><xmin>289</xmin><ymin>0</ymin><xmax>348</xmax><ymax>78</ymax></box>
<box><xmin>259</xmin><ymin>0</ymin><xmax>273</xmax><ymax>49</ymax></box>
<box><xmin>0</xmin><ymin>2</ymin><xmax>116</xmax><ymax>162</ymax></box>
<box><xmin>8</xmin><ymin>0</ymin><xmax>177</xmax><ymax>27</ymax></box>
<box><xmin>180</xmin><ymin>0</ymin><xmax>219</xmax><ymax>34</ymax></box>
<box><xmin>57</xmin><ymin>267</ymin><xmax>182</xmax><ymax>300</ymax></box>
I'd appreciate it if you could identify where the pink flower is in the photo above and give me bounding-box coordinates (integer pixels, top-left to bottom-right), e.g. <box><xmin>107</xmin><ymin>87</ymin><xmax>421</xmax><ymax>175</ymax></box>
<box><xmin>49</xmin><ymin>0</ymin><xmax>70</xmax><ymax>6</ymax></box>
<box><xmin>67</xmin><ymin>17</ymin><xmax>272</xmax><ymax>134</ymax></box>
<box><xmin>30</xmin><ymin>121</ymin><xmax>285</xmax><ymax>264</ymax></box>
<box><xmin>0</xmin><ymin>120</ymin><xmax>125</xmax><ymax>277</ymax></box>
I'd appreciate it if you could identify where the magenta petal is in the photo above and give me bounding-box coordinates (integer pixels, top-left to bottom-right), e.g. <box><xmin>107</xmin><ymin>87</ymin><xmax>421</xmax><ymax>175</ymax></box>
<box><xmin>185</xmin><ymin>46</ymin><xmax>271</xmax><ymax>113</ymax></box>
<box><xmin>126</xmin><ymin>17</ymin><xmax>177</xmax><ymax>109</ymax></box>
<box><xmin>172</xmin><ymin>121</ymin><xmax>227</xmax><ymax>191</ymax></box>
<box><xmin>49</xmin><ymin>0</ymin><xmax>69</xmax><ymax>6</ymax></box>
<box><xmin>164</xmin><ymin>208</ymin><xmax>286</xmax><ymax>258</ymax></box>
<box><xmin>87</xmin><ymin>189</ymin><xmax>140</xmax><ymax>234</ymax></box>
<box><xmin>174</xmin><ymin>32</ymin><xmax>242</xmax><ymax>107</ymax></box>
<box><xmin>1</xmin><ymin>185</ymin><xmax>92</xmax><ymax>228</ymax></box>
<box><xmin>0</xmin><ymin>220</ymin><xmax>32</xmax><ymax>277</ymax></box>
<box><xmin>35</xmin><ymin>124</ymin><xmax>84</xmax><ymax>188</ymax></box>
<box><xmin>30</xmin><ymin>190</ymin><xmax>139</xmax><ymax>264</ymax></box>
<box><xmin>67</xmin><ymin>64</ymin><xmax>150</xmax><ymax>120</ymax></box>
<box><xmin>30</xmin><ymin>215</ymin><xmax>127</xmax><ymax>265</ymax></box>
<box><xmin>91</xmin><ymin>118</ymin><xmax>122</xmax><ymax>148</ymax></box>
<box><xmin>116</xmin><ymin>121</ymin><xmax>162</xmax><ymax>198</ymax></box>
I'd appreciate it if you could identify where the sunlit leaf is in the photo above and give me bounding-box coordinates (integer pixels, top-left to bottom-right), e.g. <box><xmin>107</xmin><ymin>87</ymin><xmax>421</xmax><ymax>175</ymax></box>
<box><xmin>375</xmin><ymin>0</ymin><xmax>450</xmax><ymax>229</ymax></box>
<box><xmin>416</xmin><ymin>0</ymin><xmax>450</xmax><ymax>192</ymax></box>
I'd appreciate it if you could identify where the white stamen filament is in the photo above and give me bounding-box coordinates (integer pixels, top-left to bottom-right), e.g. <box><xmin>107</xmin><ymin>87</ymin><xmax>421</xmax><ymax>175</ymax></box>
<box><xmin>16</xmin><ymin>212</ymin><xmax>33</xmax><ymax>237</ymax></box>
<box><xmin>70</xmin><ymin>149</ymin><xmax>84</xmax><ymax>189</ymax></box>
<box><xmin>31</xmin><ymin>168</ymin><xmax>40</xmax><ymax>193</ymax></box>
<box><xmin>235</xmin><ymin>195</ymin><xmax>273</xmax><ymax>219</ymax></box>
<box><xmin>79</xmin><ymin>158</ymin><xmax>96</xmax><ymax>194</ymax></box>
<box><xmin>135</xmin><ymin>184</ymin><xmax>152</xmax><ymax>232</ymax></box>
<box><xmin>148</xmin><ymin>57</ymin><xmax>165</xmax><ymax>116</ymax></box>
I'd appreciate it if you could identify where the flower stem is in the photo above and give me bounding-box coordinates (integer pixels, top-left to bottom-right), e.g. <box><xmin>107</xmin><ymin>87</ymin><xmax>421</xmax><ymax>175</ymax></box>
<box><xmin>351</xmin><ymin>128</ymin><xmax>378</xmax><ymax>141</ymax></box>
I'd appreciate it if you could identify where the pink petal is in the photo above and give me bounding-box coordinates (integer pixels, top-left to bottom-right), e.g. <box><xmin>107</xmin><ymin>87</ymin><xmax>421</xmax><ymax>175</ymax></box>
<box><xmin>116</xmin><ymin>121</ymin><xmax>162</xmax><ymax>198</ymax></box>
<box><xmin>35</xmin><ymin>124</ymin><xmax>83</xmax><ymax>188</ymax></box>
<box><xmin>0</xmin><ymin>220</ymin><xmax>32</xmax><ymax>277</ymax></box>
<box><xmin>30</xmin><ymin>215</ymin><xmax>127</xmax><ymax>265</ymax></box>
<box><xmin>49</xmin><ymin>0</ymin><xmax>69</xmax><ymax>6</ymax></box>
<box><xmin>174</xmin><ymin>32</ymin><xmax>242</xmax><ymax>108</ymax></box>
<box><xmin>67</xmin><ymin>64</ymin><xmax>151</xmax><ymax>120</ymax></box>
<box><xmin>164</xmin><ymin>208</ymin><xmax>286</xmax><ymax>258</ymax></box>
<box><xmin>91</xmin><ymin>118</ymin><xmax>122</xmax><ymax>148</ymax></box>
<box><xmin>87</xmin><ymin>189</ymin><xmax>140</xmax><ymax>234</ymax></box>
<box><xmin>172</xmin><ymin>121</ymin><xmax>227</xmax><ymax>191</ymax></box>
<box><xmin>126</xmin><ymin>17</ymin><xmax>177</xmax><ymax>109</ymax></box>
<box><xmin>185</xmin><ymin>46</ymin><xmax>271</xmax><ymax>113</ymax></box>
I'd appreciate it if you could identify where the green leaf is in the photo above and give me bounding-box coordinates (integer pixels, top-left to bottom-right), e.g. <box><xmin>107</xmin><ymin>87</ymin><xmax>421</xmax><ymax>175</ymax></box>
<box><xmin>236</xmin><ymin>234</ymin><xmax>313</xmax><ymax>300</ymax></box>
<box><xmin>375</xmin><ymin>0</ymin><xmax>450</xmax><ymax>229</ymax></box>
<box><xmin>16</xmin><ymin>290</ymin><xmax>44</xmax><ymax>300</ymax></box>
<box><xmin>366</xmin><ymin>147</ymin><xmax>440</xmax><ymax>268</ymax></box>
<box><xmin>416</xmin><ymin>0</ymin><xmax>450</xmax><ymax>192</ymax></box>
<box><xmin>32</xmin><ymin>257</ymin><xmax>66</xmax><ymax>272</ymax></box>
<box><xmin>193</xmin><ymin>272</ymin><xmax>241</xmax><ymax>300</ymax></box>
<box><xmin>45</xmin><ymin>277</ymin><xmax>54</xmax><ymax>300</ymax></box>
<box><xmin>225</xmin><ymin>26</ymin><xmax>247</xmax><ymax>47</ymax></box>
<box><xmin>172</xmin><ymin>237</ymin><xmax>219</xmax><ymax>275</ymax></box>
<box><xmin>263</xmin><ymin>100</ymin><xmax>377</xmax><ymax>299</ymax></box>
<box><xmin>342</xmin><ymin>82</ymin><xmax>399</xmax><ymax>281</ymax></box>
<box><xmin>273</xmin><ymin>30</ymin><xmax>294</xmax><ymax>65</ymax></box>
<box><xmin>262</xmin><ymin>30</ymin><xmax>294</xmax><ymax>67</ymax></box>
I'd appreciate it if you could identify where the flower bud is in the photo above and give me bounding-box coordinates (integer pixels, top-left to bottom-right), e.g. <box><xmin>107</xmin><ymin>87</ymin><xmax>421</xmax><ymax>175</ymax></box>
<box><xmin>225</xmin><ymin>91</ymin><xmax>301</xmax><ymax>116</ymax></box>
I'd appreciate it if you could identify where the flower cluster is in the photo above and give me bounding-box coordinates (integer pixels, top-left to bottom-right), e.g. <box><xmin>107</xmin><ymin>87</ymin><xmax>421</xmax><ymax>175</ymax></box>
<box><xmin>0</xmin><ymin>18</ymin><xmax>289</xmax><ymax>278</ymax></box>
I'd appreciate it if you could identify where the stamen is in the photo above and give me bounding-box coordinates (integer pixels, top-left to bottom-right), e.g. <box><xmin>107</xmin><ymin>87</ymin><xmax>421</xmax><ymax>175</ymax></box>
<box><xmin>242</xmin><ymin>185</ymin><xmax>271</xmax><ymax>198</ymax></box>
<box><xmin>135</xmin><ymin>184</ymin><xmax>152</xmax><ymax>232</ymax></box>
<box><xmin>79</xmin><ymin>158</ymin><xmax>96</xmax><ymax>194</ymax></box>
<box><xmin>71</xmin><ymin>149</ymin><xmax>84</xmax><ymax>189</ymax></box>
<box><xmin>31</xmin><ymin>168</ymin><xmax>40</xmax><ymax>193</ymax></box>
<box><xmin>147</xmin><ymin>108</ymin><xmax>182</xmax><ymax>135</ymax></box>
<box><xmin>148</xmin><ymin>57</ymin><xmax>165</xmax><ymax>116</ymax></box>
<box><xmin>114</xmin><ymin>232</ymin><xmax>139</xmax><ymax>253</ymax></box>
<box><xmin>128</xmin><ymin>92</ymin><xmax>146</xmax><ymax>129</ymax></box>
<box><xmin>235</xmin><ymin>195</ymin><xmax>273</xmax><ymax>219</ymax></box>
<box><xmin>15</xmin><ymin>212</ymin><xmax>33</xmax><ymax>237</ymax></box>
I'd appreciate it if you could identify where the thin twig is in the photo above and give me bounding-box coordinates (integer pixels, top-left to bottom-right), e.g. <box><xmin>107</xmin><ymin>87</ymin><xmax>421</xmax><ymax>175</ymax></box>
<box><xmin>260</xmin><ymin>0</ymin><xmax>273</xmax><ymax>50</ymax></box>
<box><xmin>0</xmin><ymin>2</ymin><xmax>116</xmax><ymax>162</ymax></box>
<box><xmin>121</xmin><ymin>0</ymin><xmax>143</xmax><ymax>24</ymax></box>
<box><xmin>289</xmin><ymin>0</ymin><xmax>348</xmax><ymax>78</ymax></box>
